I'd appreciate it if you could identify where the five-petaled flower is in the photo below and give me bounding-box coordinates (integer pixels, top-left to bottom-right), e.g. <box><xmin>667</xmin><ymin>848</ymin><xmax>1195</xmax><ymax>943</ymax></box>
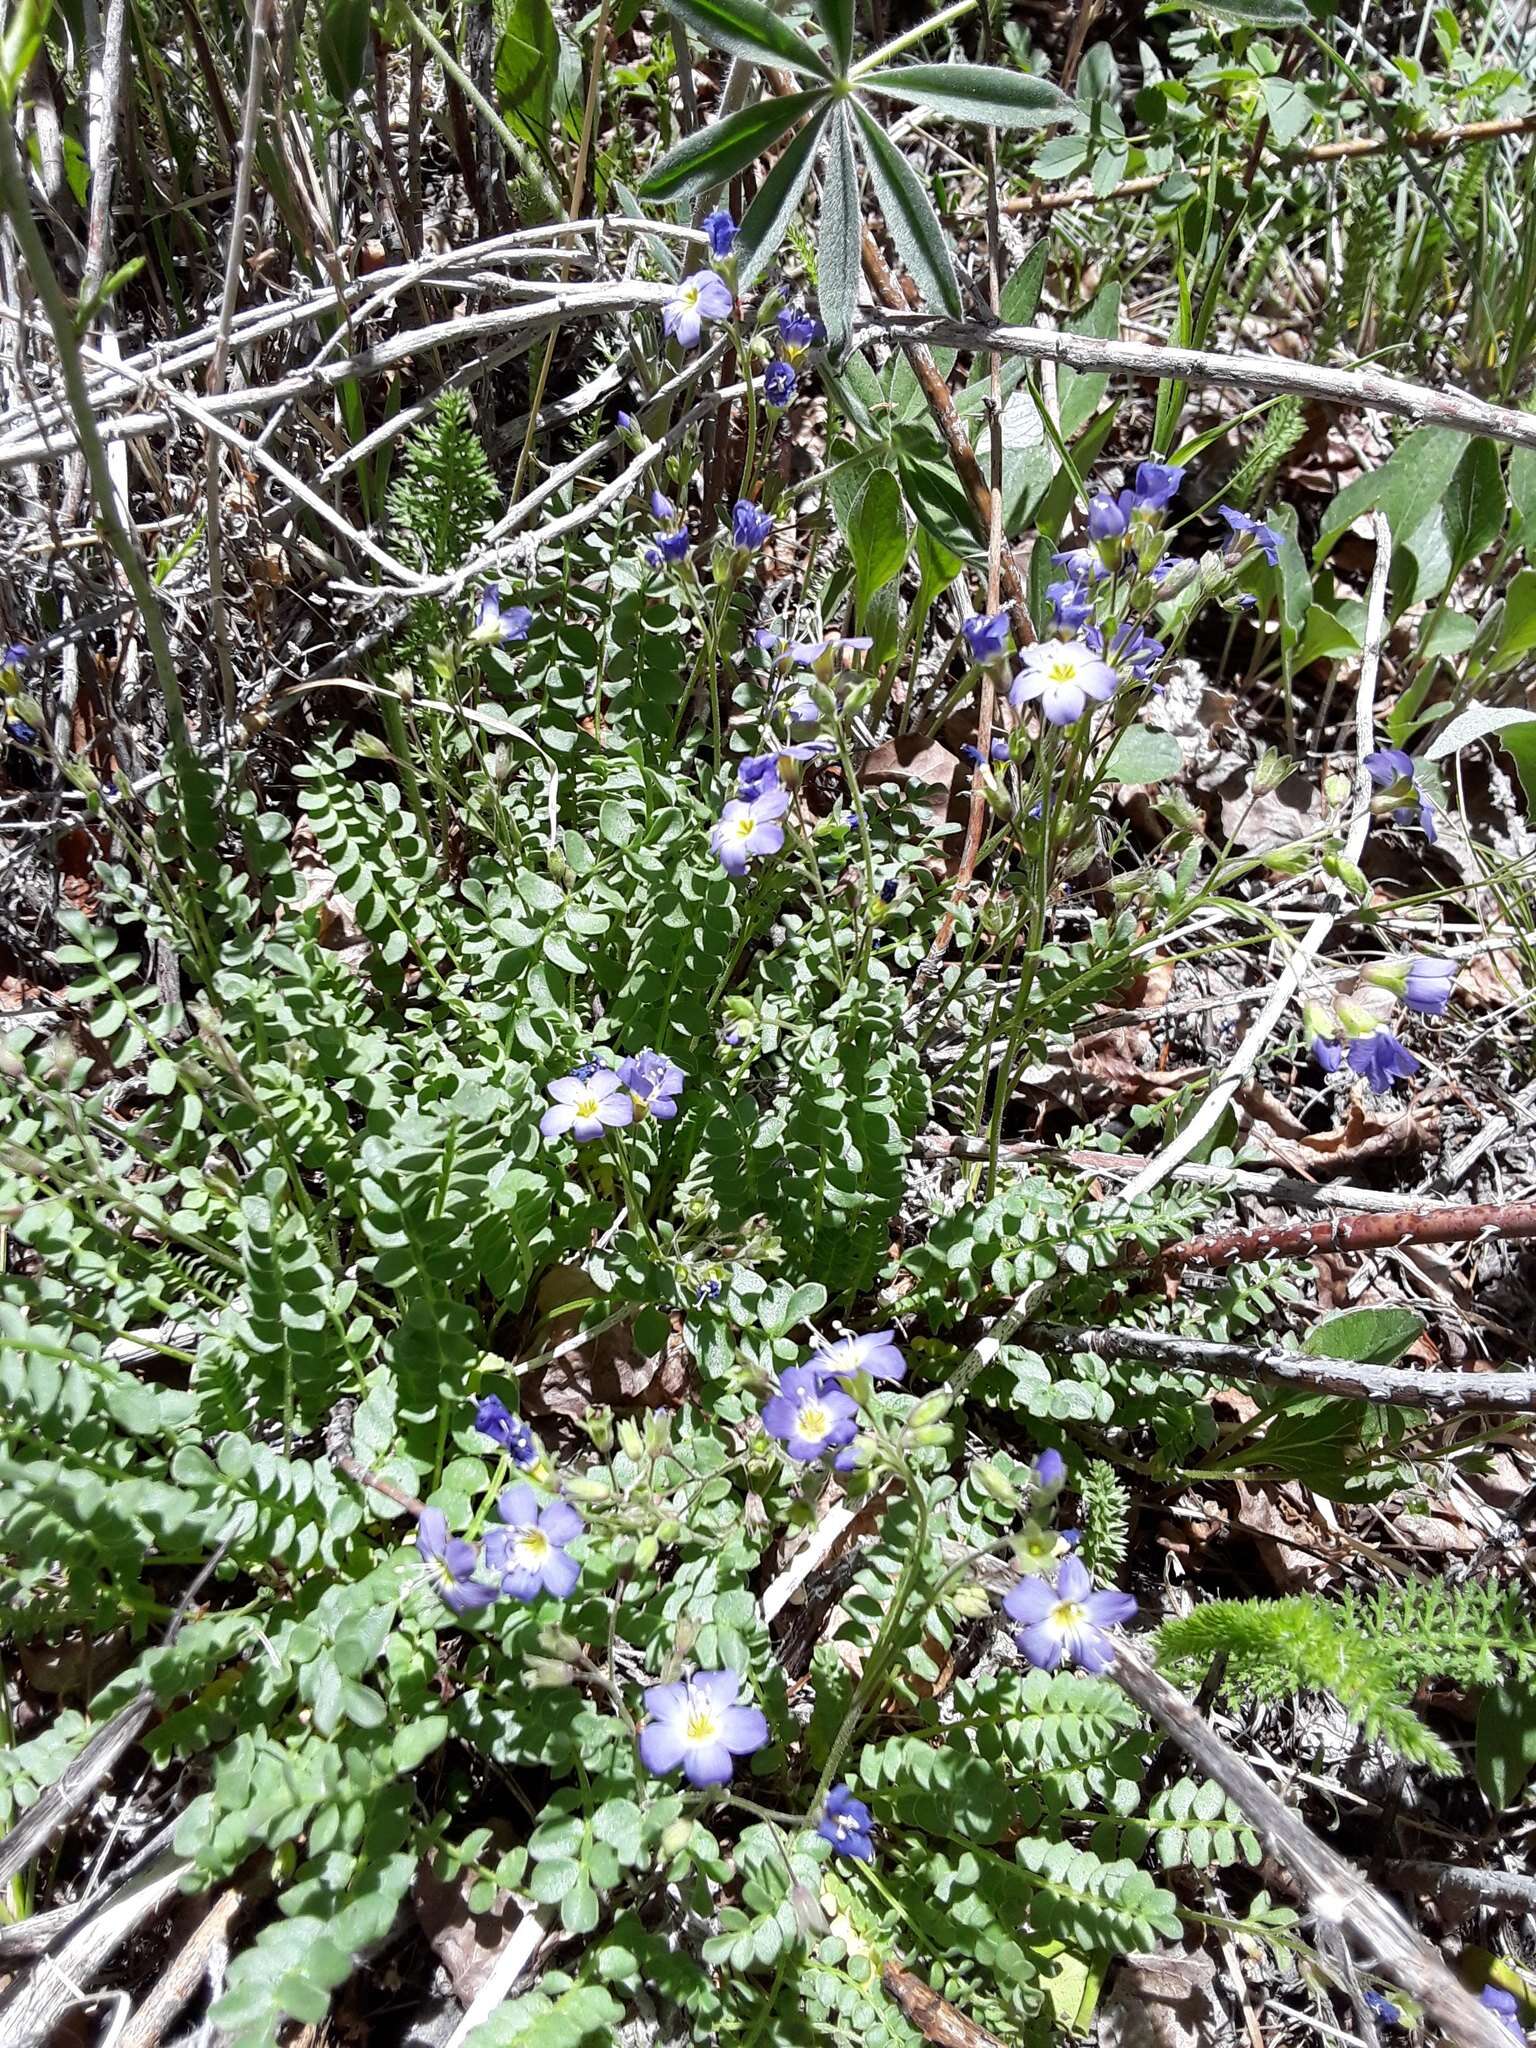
<box><xmin>540</xmin><ymin>1066</ymin><xmax>635</xmax><ymax>1142</ymax></box>
<box><xmin>762</xmin><ymin>359</ymin><xmax>797</xmax><ymax>409</ymax></box>
<box><xmin>1364</xmin><ymin>955</ymin><xmax>1456</xmax><ymax>1016</ymax></box>
<box><xmin>711</xmin><ymin>784</ymin><xmax>791</xmax><ymax>876</ymax></box>
<box><xmin>617</xmin><ymin>1048</ymin><xmax>685</xmax><ymax>1121</ymax></box>
<box><xmin>818</xmin><ymin>1784</ymin><xmax>874</xmax><ymax>1861</ymax></box>
<box><xmin>485</xmin><ymin>1483</ymin><xmax>583</xmax><ymax>1602</ymax></box>
<box><xmin>638</xmin><ymin>1669</ymin><xmax>769</xmax><ymax>1787</ymax></box>
<box><xmin>762</xmin><ymin>1366</ymin><xmax>859</xmax><ymax>1461</ymax></box>
<box><xmin>663</xmin><ymin>271</ymin><xmax>734</xmax><ymax>349</ymax></box>
<box><xmin>475</xmin><ymin>1395</ymin><xmax>539</xmax><ymax>1468</ymax></box>
<box><xmin>1365</xmin><ymin>748</ymin><xmax>1437</xmax><ymax>842</ymax></box>
<box><xmin>776</xmin><ymin>306</ymin><xmax>824</xmax><ymax>356</ymax></box>
<box><xmin>1003</xmin><ymin>1555</ymin><xmax>1136</xmax><ymax>1674</ymax></box>
<box><xmin>470</xmin><ymin>584</ymin><xmax>533</xmax><ymax>646</ymax></box>
<box><xmin>417</xmin><ymin>1508</ymin><xmax>498</xmax><ymax>1616</ymax></box>
<box><xmin>1128</xmin><ymin>461</ymin><xmax>1184</xmax><ymax>511</ymax></box>
<box><xmin>732</xmin><ymin>500</ymin><xmax>774</xmax><ymax>552</ymax></box>
<box><xmin>1011</xmin><ymin>641</ymin><xmax>1120</xmax><ymax>726</ymax></box>
<box><xmin>963</xmin><ymin>612</ymin><xmax>1011</xmax><ymax>663</ymax></box>
<box><xmin>1220</xmin><ymin>505</ymin><xmax>1281</xmax><ymax>567</ymax></box>
<box><xmin>702</xmin><ymin>208</ymin><xmax>737</xmax><ymax>260</ymax></box>
<box><xmin>811</xmin><ymin>1328</ymin><xmax>906</xmax><ymax>1384</ymax></box>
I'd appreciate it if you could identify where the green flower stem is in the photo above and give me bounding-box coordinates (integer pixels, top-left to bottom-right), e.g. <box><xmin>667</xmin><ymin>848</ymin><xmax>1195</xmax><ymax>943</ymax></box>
<box><xmin>851</xmin><ymin>0</ymin><xmax>978</xmax><ymax>78</ymax></box>
<box><xmin>610</xmin><ymin>1133</ymin><xmax>663</xmax><ymax>1257</ymax></box>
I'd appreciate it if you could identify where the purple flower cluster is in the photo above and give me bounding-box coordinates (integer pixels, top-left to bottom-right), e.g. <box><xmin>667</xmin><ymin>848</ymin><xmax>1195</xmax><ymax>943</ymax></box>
<box><xmin>476</xmin><ymin>1395</ymin><xmax>539</xmax><ymax>1468</ymax></box>
<box><xmin>761</xmin><ymin>1329</ymin><xmax>906</xmax><ymax>1467</ymax></box>
<box><xmin>639</xmin><ymin>1668</ymin><xmax>769</xmax><ymax>1786</ymax></box>
<box><xmin>1003</xmin><ymin>1555</ymin><xmax>1136</xmax><ymax>1674</ymax></box>
<box><xmin>540</xmin><ymin>1050</ymin><xmax>685</xmax><ymax>1141</ymax></box>
<box><xmin>415</xmin><ymin>1485</ymin><xmax>584</xmax><ymax>1618</ymax></box>
<box><xmin>643</xmin><ymin>487</ymin><xmax>691</xmax><ymax>570</ymax></box>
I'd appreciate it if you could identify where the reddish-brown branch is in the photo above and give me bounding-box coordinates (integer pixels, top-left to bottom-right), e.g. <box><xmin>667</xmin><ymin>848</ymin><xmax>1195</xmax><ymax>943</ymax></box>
<box><xmin>1147</xmin><ymin>1200</ymin><xmax>1536</xmax><ymax>1274</ymax></box>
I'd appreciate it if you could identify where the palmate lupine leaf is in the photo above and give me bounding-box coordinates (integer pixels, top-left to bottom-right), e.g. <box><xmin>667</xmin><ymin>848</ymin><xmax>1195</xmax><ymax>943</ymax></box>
<box><xmin>638</xmin><ymin>0</ymin><xmax>1078</xmax><ymax>329</ymax></box>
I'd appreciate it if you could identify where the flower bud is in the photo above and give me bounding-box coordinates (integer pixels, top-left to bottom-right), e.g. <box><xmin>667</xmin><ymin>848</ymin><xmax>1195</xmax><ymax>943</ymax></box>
<box><xmin>1302</xmin><ymin>999</ymin><xmax>1337</xmax><ymax>1044</ymax></box>
<box><xmin>656</xmin><ymin>1518</ymin><xmax>683</xmax><ymax>1544</ymax></box>
<box><xmin>972</xmin><ymin>1461</ymin><xmax>1019</xmax><ymax>1510</ymax></box>
<box><xmin>350</xmin><ymin>729</ymin><xmax>393</xmax><ymax>761</ymax></box>
<box><xmin>1322</xmin><ymin>850</ymin><xmax>1369</xmax><ymax>901</ymax></box>
<box><xmin>524</xmin><ymin>1655</ymin><xmax>578</xmax><ymax>1689</ymax></box>
<box><xmin>906</xmin><ymin>1390</ymin><xmax>952</xmax><ymax>1430</ymax></box>
<box><xmin>660</xmin><ymin>1818</ymin><xmax>694</xmax><ymax>1860</ymax></box>
<box><xmin>633</xmin><ymin>1533</ymin><xmax>659</xmax><ymax>1571</ymax></box>
<box><xmin>563</xmin><ymin>1474</ymin><xmax>613</xmax><ymax>1504</ymax></box>
<box><xmin>1323</xmin><ymin>771</ymin><xmax>1351</xmax><ymax>808</ymax></box>
<box><xmin>617</xmin><ymin>1416</ymin><xmax>644</xmax><ymax>1460</ymax></box>
<box><xmin>1362</xmin><ymin>957</ymin><xmax>1410</xmax><ymax>998</ymax></box>
<box><xmin>908</xmin><ymin>1421</ymin><xmax>954</xmax><ymax>1450</ymax></box>
<box><xmin>538</xmin><ymin>1625</ymin><xmax>583</xmax><ymax>1659</ymax></box>
<box><xmin>1260</xmin><ymin>841</ymin><xmax>1313</xmax><ymax>875</ymax></box>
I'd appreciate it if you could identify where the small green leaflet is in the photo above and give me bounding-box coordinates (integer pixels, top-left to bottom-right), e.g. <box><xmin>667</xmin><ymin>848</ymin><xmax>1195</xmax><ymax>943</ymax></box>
<box><xmin>1303</xmin><ymin>1306</ymin><xmax>1426</xmax><ymax>1368</ymax></box>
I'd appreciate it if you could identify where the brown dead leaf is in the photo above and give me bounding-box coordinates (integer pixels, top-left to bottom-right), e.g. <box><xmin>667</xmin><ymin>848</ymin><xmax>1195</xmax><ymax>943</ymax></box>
<box><xmin>526</xmin><ymin>1265</ymin><xmax>690</xmax><ymax>1417</ymax></box>
<box><xmin>413</xmin><ymin>1851</ymin><xmax>525</xmax><ymax>2008</ymax></box>
<box><xmin>1232</xmin><ymin>1481</ymin><xmax>1336</xmax><ymax>1592</ymax></box>
<box><xmin>1100</xmin><ymin>1952</ymin><xmax>1222</xmax><ymax>2048</ymax></box>
<box><xmin>859</xmin><ymin>735</ymin><xmax>966</xmax><ymax>838</ymax></box>
<box><xmin>291</xmin><ymin>817</ymin><xmax>372</xmax><ymax>971</ymax></box>
<box><xmin>1239</xmin><ymin>1089</ymin><xmax>1437</xmax><ymax>1175</ymax></box>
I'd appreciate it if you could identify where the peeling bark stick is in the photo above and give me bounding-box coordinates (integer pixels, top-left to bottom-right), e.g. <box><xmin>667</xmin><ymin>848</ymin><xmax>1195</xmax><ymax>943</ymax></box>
<box><xmin>1037</xmin><ymin>1323</ymin><xmax>1536</xmax><ymax>1414</ymax></box>
<box><xmin>1148</xmin><ymin>1199</ymin><xmax>1536</xmax><ymax>1274</ymax></box>
<box><xmin>1109</xmin><ymin>1643</ymin><xmax>1512</xmax><ymax>2048</ymax></box>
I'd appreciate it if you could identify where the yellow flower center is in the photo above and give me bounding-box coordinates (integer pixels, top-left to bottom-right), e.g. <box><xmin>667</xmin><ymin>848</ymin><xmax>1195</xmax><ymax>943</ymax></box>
<box><xmin>575</xmin><ymin>1092</ymin><xmax>603</xmax><ymax>1119</ymax></box>
<box><xmin>514</xmin><ymin>1527</ymin><xmax>551</xmax><ymax>1567</ymax></box>
<box><xmin>732</xmin><ymin>815</ymin><xmax>757</xmax><ymax>840</ymax></box>
<box><xmin>685</xmin><ymin>1702</ymin><xmax>721</xmax><ymax>1743</ymax></box>
<box><xmin>1051</xmin><ymin>1600</ymin><xmax>1087</xmax><ymax>1631</ymax></box>
<box><xmin>1047</xmin><ymin>658</ymin><xmax>1081</xmax><ymax>685</ymax></box>
<box><xmin>798</xmin><ymin>1401</ymin><xmax>831</xmax><ymax>1438</ymax></box>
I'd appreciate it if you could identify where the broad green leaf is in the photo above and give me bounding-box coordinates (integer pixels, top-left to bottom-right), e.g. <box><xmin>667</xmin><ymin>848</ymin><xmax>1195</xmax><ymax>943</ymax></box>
<box><xmin>736</xmin><ymin>104</ymin><xmax>829</xmax><ymax>287</ymax></box>
<box><xmin>813</xmin><ymin>0</ymin><xmax>853</xmax><ymax>74</ymax></box>
<box><xmin>1424</xmin><ymin>703</ymin><xmax>1536</xmax><ymax>809</ymax></box>
<box><xmin>1510</xmin><ymin>434</ymin><xmax>1536</xmax><ymax>538</ymax></box>
<box><xmin>853</xmin><ymin>102</ymin><xmax>961</xmax><ymax>318</ymax></box>
<box><xmin>1186</xmin><ymin>0</ymin><xmax>1310</xmax><ymax>23</ymax></box>
<box><xmin>850</xmin><ymin>469</ymin><xmax>908</xmax><ymax>615</ymax></box>
<box><xmin>894</xmin><ymin>424</ymin><xmax>986</xmax><ymax>560</ymax></box>
<box><xmin>859</xmin><ymin>61</ymin><xmax>1076</xmax><ymax>129</ymax></box>
<box><xmin>1491</xmin><ymin>567</ymin><xmax>1536</xmax><ymax>672</ymax></box>
<box><xmin>666</xmin><ymin>0</ymin><xmax>831</xmax><ymax>79</ymax></box>
<box><xmin>1057</xmin><ymin>282</ymin><xmax>1121</xmax><ymax>437</ymax></box>
<box><xmin>318</xmin><ymin>0</ymin><xmax>371</xmax><ymax>99</ymax></box>
<box><xmin>1259</xmin><ymin>72</ymin><xmax>1313</xmax><ymax>143</ymax></box>
<box><xmin>1476</xmin><ymin>1681</ymin><xmax>1536</xmax><ymax>1810</ymax></box>
<box><xmin>1294</xmin><ymin>604</ymin><xmax>1361</xmax><ymax>667</ymax></box>
<box><xmin>0</xmin><ymin>0</ymin><xmax>51</xmax><ymax>107</ymax></box>
<box><xmin>1440</xmin><ymin>437</ymin><xmax>1504</xmax><ymax>575</ymax></box>
<box><xmin>1104</xmin><ymin>727</ymin><xmax>1182</xmax><ymax>784</ymax></box>
<box><xmin>1304</xmin><ymin>1306</ymin><xmax>1425</xmax><ymax>1367</ymax></box>
<box><xmin>1315</xmin><ymin>426</ymin><xmax>1466</xmax><ymax>561</ymax></box>
<box><xmin>639</xmin><ymin>91</ymin><xmax>820</xmax><ymax>202</ymax></box>
<box><xmin>495</xmin><ymin>0</ymin><xmax>558</xmax><ymax>131</ymax></box>
<box><xmin>915</xmin><ymin>523</ymin><xmax>962</xmax><ymax>608</ymax></box>
<box><xmin>818</xmin><ymin>106</ymin><xmax>861</xmax><ymax>350</ymax></box>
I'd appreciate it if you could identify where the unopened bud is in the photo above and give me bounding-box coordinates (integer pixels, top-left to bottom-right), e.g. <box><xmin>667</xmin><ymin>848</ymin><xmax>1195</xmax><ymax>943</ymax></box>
<box><xmin>973</xmin><ymin>1461</ymin><xmax>1019</xmax><ymax>1510</ymax></box>
<box><xmin>1322</xmin><ymin>850</ymin><xmax>1369</xmax><ymax>901</ymax></box>
<box><xmin>949</xmin><ymin>1581</ymin><xmax>994</xmax><ymax>1620</ymax></box>
<box><xmin>656</xmin><ymin>1518</ymin><xmax>683</xmax><ymax>1545</ymax></box>
<box><xmin>909</xmin><ymin>1421</ymin><xmax>954</xmax><ymax>1450</ymax></box>
<box><xmin>1323</xmin><ymin>771</ymin><xmax>1351</xmax><ymax>808</ymax></box>
<box><xmin>616</xmin><ymin>1416</ymin><xmax>644</xmax><ymax>1460</ymax></box>
<box><xmin>1261</xmin><ymin>842</ymin><xmax>1313</xmax><ymax>875</ymax></box>
<box><xmin>563</xmin><ymin>1475</ymin><xmax>613</xmax><ymax>1504</ymax></box>
<box><xmin>350</xmin><ymin>729</ymin><xmax>393</xmax><ymax>761</ymax></box>
<box><xmin>1253</xmin><ymin>747</ymin><xmax>1294</xmax><ymax>794</ymax></box>
<box><xmin>583</xmin><ymin>1410</ymin><xmax>614</xmax><ymax>1453</ymax></box>
<box><xmin>524</xmin><ymin>1656</ymin><xmax>578</xmax><ymax>1689</ymax></box>
<box><xmin>660</xmin><ymin>1819</ymin><xmax>694</xmax><ymax>1860</ymax></box>
<box><xmin>633</xmin><ymin>1533</ymin><xmax>659</xmax><ymax>1571</ymax></box>
<box><xmin>906</xmin><ymin>1391</ymin><xmax>951</xmax><ymax>1430</ymax></box>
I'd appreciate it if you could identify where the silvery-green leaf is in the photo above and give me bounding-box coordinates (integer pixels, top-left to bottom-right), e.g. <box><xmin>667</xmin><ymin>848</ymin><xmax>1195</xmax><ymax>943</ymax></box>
<box><xmin>852</xmin><ymin>100</ymin><xmax>960</xmax><ymax>318</ymax></box>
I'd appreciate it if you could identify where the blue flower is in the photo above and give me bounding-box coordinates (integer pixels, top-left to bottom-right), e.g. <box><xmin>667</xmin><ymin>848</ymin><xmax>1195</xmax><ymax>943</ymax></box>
<box><xmin>1</xmin><ymin>643</ymin><xmax>27</xmax><ymax>692</ymax></box>
<box><xmin>416</xmin><ymin>1508</ymin><xmax>498</xmax><ymax>1616</ymax></box>
<box><xmin>1130</xmin><ymin>461</ymin><xmax>1184</xmax><ymax>511</ymax></box>
<box><xmin>1480</xmin><ymin>1988</ymin><xmax>1525</xmax><ymax>2043</ymax></box>
<box><xmin>1003</xmin><ymin>1556</ymin><xmax>1136</xmax><ymax>1674</ymax></box>
<box><xmin>1011</xmin><ymin>641</ymin><xmax>1120</xmax><ymax>726</ymax></box>
<box><xmin>811</xmin><ymin>1328</ymin><xmax>906</xmax><ymax>1384</ymax></box>
<box><xmin>738</xmin><ymin>741</ymin><xmax>830</xmax><ymax>799</ymax></box>
<box><xmin>963</xmin><ymin>612</ymin><xmax>1011</xmax><ymax>662</ymax></box>
<box><xmin>650</xmin><ymin>487</ymin><xmax>676</xmax><ymax>522</ymax></box>
<box><xmin>470</xmin><ymin>584</ymin><xmax>533</xmax><ymax>646</ymax></box>
<box><xmin>762</xmin><ymin>1365</ymin><xmax>859</xmax><ymax>1461</ymax></box>
<box><xmin>1345</xmin><ymin>1027</ymin><xmax>1419</xmax><ymax>1092</ymax></box>
<box><xmin>1312</xmin><ymin>1033</ymin><xmax>1345</xmax><ymax>1074</ymax></box>
<box><xmin>818</xmin><ymin>1784</ymin><xmax>874</xmax><ymax>1861</ymax></box>
<box><xmin>732</xmin><ymin>499</ymin><xmax>774</xmax><ymax>551</ymax></box>
<box><xmin>959</xmin><ymin>739</ymin><xmax>1009</xmax><ymax>765</ymax></box>
<box><xmin>1402</xmin><ymin>956</ymin><xmax>1456</xmax><ymax>1015</ymax></box>
<box><xmin>1087</xmin><ymin>490</ymin><xmax>1129</xmax><ymax>542</ymax></box>
<box><xmin>1365</xmin><ymin>748</ymin><xmax>1437</xmax><ymax>841</ymax></box>
<box><xmin>484</xmin><ymin>1483</ymin><xmax>583</xmax><ymax>1602</ymax></box>
<box><xmin>617</xmin><ymin>1047</ymin><xmax>685</xmax><ymax>1121</ymax></box>
<box><xmin>1033</xmin><ymin>1449</ymin><xmax>1067</xmax><ymax>1495</ymax></box>
<box><xmin>540</xmin><ymin>1066</ymin><xmax>635</xmax><ymax>1142</ymax></box>
<box><xmin>645</xmin><ymin>527</ymin><xmax>691</xmax><ymax>569</ymax></box>
<box><xmin>1364</xmin><ymin>1991</ymin><xmax>1402</xmax><ymax>2027</ymax></box>
<box><xmin>711</xmin><ymin>783</ymin><xmax>792</xmax><ymax>876</ymax></box>
<box><xmin>776</xmin><ymin>306</ymin><xmax>824</xmax><ymax>353</ymax></box>
<box><xmin>1046</xmin><ymin>578</ymin><xmax>1093</xmax><ymax>631</ymax></box>
<box><xmin>6</xmin><ymin>717</ymin><xmax>38</xmax><ymax>745</ymax></box>
<box><xmin>702</xmin><ymin>207</ymin><xmax>737</xmax><ymax>259</ymax></box>
<box><xmin>639</xmin><ymin>1669</ymin><xmax>769</xmax><ymax>1786</ymax></box>
<box><xmin>663</xmin><ymin>270</ymin><xmax>734</xmax><ymax>349</ymax></box>
<box><xmin>1220</xmin><ymin>504</ymin><xmax>1281</xmax><ymax>567</ymax></box>
<box><xmin>475</xmin><ymin>1396</ymin><xmax>539</xmax><ymax>1467</ymax></box>
<box><xmin>762</xmin><ymin>358</ymin><xmax>798</xmax><ymax>409</ymax></box>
